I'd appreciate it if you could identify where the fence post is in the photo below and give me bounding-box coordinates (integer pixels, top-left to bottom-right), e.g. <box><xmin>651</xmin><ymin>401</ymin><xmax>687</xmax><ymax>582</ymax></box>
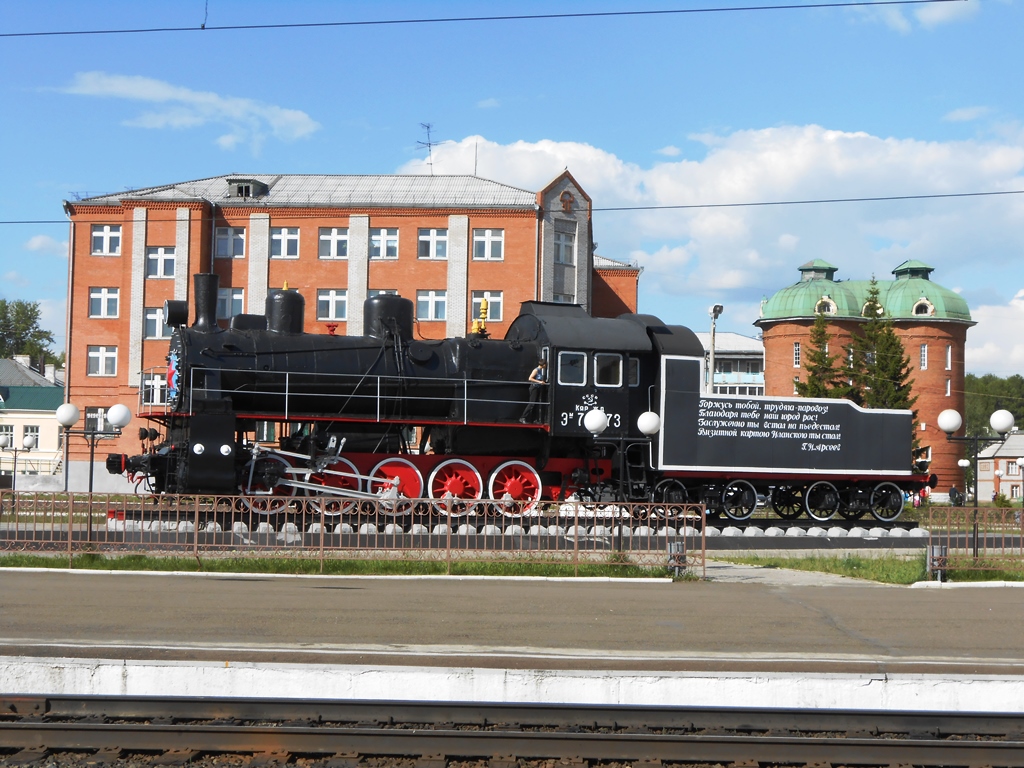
<box><xmin>446</xmin><ymin>495</ymin><xmax>452</xmax><ymax>576</ymax></box>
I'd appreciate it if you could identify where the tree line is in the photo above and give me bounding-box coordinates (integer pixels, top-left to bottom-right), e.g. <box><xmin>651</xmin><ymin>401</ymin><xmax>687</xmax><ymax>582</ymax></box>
<box><xmin>0</xmin><ymin>299</ymin><xmax>60</xmax><ymax>367</ymax></box>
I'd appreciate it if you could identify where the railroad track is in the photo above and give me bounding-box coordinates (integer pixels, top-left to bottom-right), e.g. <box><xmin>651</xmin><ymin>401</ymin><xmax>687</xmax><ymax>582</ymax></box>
<box><xmin>2</xmin><ymin>696</ymin><xmax>1024</xmax><ymax>766</ymax></box>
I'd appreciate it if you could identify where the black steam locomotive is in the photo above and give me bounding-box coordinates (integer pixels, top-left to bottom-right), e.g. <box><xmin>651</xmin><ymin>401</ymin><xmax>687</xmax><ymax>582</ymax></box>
<box><xmin>108</xmin><ymin>273</ymin><xmax>933</xmax><ymax>521</ymax></box>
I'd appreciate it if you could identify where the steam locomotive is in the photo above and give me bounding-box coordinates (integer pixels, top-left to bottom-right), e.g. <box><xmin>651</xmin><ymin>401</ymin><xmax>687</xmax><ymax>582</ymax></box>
<box><xmin>108</xmin><ymin>273</ymin><xmax>933</xmax><ymax>521</ymax></box>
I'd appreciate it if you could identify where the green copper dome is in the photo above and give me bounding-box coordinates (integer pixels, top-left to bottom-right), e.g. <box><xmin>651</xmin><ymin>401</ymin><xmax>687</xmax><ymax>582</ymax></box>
<box><xmin>758</xmin><ymin>260</ymin><xmax>972</xmax><ymax>324</ymax></box>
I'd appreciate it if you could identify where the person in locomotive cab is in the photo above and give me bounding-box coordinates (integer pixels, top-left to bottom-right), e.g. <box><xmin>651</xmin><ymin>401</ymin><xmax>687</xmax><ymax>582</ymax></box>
<box><xmin>519</xmin><ymin>360</ymin><xmax>548</xmax><ymax>424</ymax></box>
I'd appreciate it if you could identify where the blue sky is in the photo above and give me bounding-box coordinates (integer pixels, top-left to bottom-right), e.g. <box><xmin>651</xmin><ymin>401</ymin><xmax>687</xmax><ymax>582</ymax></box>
<box><xmin>2</xmin><ymin>0</ymin><xmax>1022</xmax><ymax>373</ymax></box>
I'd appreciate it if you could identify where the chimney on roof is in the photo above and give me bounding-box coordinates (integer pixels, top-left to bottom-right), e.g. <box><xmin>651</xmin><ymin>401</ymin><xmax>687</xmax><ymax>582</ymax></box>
<box><xmin>13</xmin><ymin>355</ymin><xmax>29</xmax><ymax>368</ymax></box>
<box><xmin>45</xmin><ymin>364</ymin><xmax>56</xmax><ymax>383</ymax></box>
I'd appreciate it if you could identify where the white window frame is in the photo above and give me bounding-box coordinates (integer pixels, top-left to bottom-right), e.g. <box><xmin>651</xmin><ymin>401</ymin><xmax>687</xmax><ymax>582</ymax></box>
<box><xmin>91</xmin><ymin>225</ymin><xmax>121</xmax><ymax>256</ymax></box>
<box><xmin>217</xmin><ymin>288</ymin><xmax>245</xmax><ymax>320</ymax></box>
<box><xmin>471</xmin><ymin>290</ymin><xmax>503</xmax><ymax>322</ymax></box>
<box><xmin>946</xmin><ymin>344</ymin><xmax>952</xmax><ymax>370</ymax></box>
<box><xmin>87</xmin><ymin>345</ymin><xmax>117</xmax><ymax>377</ymax></box>
<box><xmin>920</xmin><ymin>343</ymin><xmax>928</xmax><ymax>370</ymax></box>
<box><xmin>88</xmin><ymin>287</ymin><xmax>119</xmax><ymax>318</ymax></box>
<box><xmin>145</xmin><ymin>246</ymin><xmax>175</xmax><ymax>279</ymax></box>
<box><xmin>594</xmin><ymin>353</ymin><xmax>623</xmax><ymax>388</ymax></box>
<box><xmin>554</xmin><ymin>231</ymin><xmax>575</xmax><ymax>265</ymax></box>
<box><xmin>418</xmin><ymin>228</ymin><xmax>448</xmax><ymax>260</ymax></box>
<box><xmin>370</xmin><ymin>228</ymin><xmax>399</xmax><ymax>259</ymax></box>
<box><xmin>946</xmin><ymin>378</ymin><xmax>951</xmax><ymax>397</ymax></box>
<box><xmin>270</xmin><ymin>227</ymin><xmax>300</xmax><ymax>259</ymax></box>
<box><xmin>416</xmin><ymin>290</ymin><xmax>447</xmax><ymax>321</ymax></box>
<box><xmin>141</xmin><ymin>372</ymin><xmax>167</xmax><ymax>406</ymax></box>
<box><xmin>552</xmin><ymin>293</ymin><xmax>575</xmax><ymax>304</ymax></box>
<box><xmin>472</xmin><ymin>228</ymin><xmax>504</xmax><ymax>261</ymax></box>
<box><xmin>215</xmin><ymin>226</ymin><xmax>246</xmax><ymax>259</ymax></box>
<box><xmin>793</xmin><ymin>342</ymin><xmax>801</xmax><ymax>368</ymax></box>
<box><xmin>144</xmin><ymin>307</ymin><xmax>173</xmax><ymax>339</ymax></box>
<box><xmin>316</xmin><ymin>289</ymin><xmax>348</xmax><ymax>321</ymax></box>
<box><xmin>557</xmin><ymin>351</ymin><xmax>587</xmax><ymax>387</ymax></box>
<box><xmin>318</xmin><ymin>227</ymin><xmax>349</xmax><ymax>259</ymax></box>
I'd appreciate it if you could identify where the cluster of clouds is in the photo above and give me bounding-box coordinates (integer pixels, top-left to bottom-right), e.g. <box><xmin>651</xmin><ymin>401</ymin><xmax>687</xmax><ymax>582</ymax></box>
<box><xmin>398</xmin><ymin>126</ymin><xmax>1024</xmax><ymax>373</ymax></box>
<box><xmin>61</xmin><ymin>71</ymin><xmax>320</xmax><ymax>153</ymax></box>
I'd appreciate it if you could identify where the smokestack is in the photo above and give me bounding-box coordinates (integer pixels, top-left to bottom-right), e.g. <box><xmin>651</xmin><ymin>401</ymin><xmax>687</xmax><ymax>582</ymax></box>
<box><xmin>193</xmin><ymin>273</ymin><xmax>221</xmax><ymax>333</ymax></box>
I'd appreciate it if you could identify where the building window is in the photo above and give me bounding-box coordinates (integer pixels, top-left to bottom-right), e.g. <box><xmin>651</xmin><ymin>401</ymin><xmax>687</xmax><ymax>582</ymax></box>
<box><xmin>793</xmin><ymin>342</ymin><xmax>801</xmax><ymax>368</ymax></box>
<box><xmin>946</xmin><ymin>378</ymin><xmax>951</xmax><ymax>397</ymax></box>
<box><xmin>1010</xmin><ymin>462</ymin><xmax>1021</xmax><ymax>476</ymax></box>
<box><xmin>629</xmin><ymin>357</ymin><xmax>640</xmax><ymax>387</ymax></box>
<box><xmin>91</xmin><ymin>225</ymin><xmax>121</xmax><ymax>256</ymax></box>
<box><xmin>23</xmin><ymin>425</ymin><xmax>39</xmax><ymax>447</ymax></box>
<box><xmin>913</xmin><ymin>299</ymin><xmax>934</xmax><ymax>316</ymax></box>
<box><xmin>87</xmin><ymin>346</ymin><xmax>117</xmax><ymax>376</ymax></box>
<box><xmin>920</xmin><ymin>344</ymin><xmax>928</xmax><ymax>370</ymax></box>
<box><xmin>472</xmin><ymin>229</ymin><xmax>504</xmax><ymax>260</ymax></box>
<box><xmin>946</xmin><ymin>344</ymin><xmax>952</xmax><ymax>370</ymax></box>
<box><xmin>270</xmin><ymin>227</ymin><xmax>300</xmax><ymax>258</ymax></box>
<box><xmin>217</xmin><ymin>288</ymin><xmax>244</xmax><ymax>319</ymax></box>
<box><xmin>0</xmin><ymin>425</ymin><xmax>12</xmax><ymax>444</ymax></box>
<box><xmin>418</xmin><ymin>228</ymin><xmax>448</xmax><ymax>260</ymax></box>
<box><xmin>416</xmin><ymin>290</ymin><xmax>446</xmax><ymax>321</ymax></box>
<box><xmin>316</xmin><ymin>289</ymin><xmax>347</xmax><ymax>321</ymax></box>
<box><xmin>144</xmin><ymin>307</ymin><xmax>173</xmax><ymax>339</ymax></box>
<box><xmin>85</xmin><ymin>406</ymin><xmax>119</xmax><ymax>434</ymax></box>
<box><xmin>318</xmin><ymin>227</ymin><xmax>349</xmax><ymax>259</ymax></box>
<box><xmin>553</xmin><ymin>293</ymin><xmax>575</xmax><ymax>304</ymax></box>
<box><xmin>715</xmin><ymin>360</ymin><xmax>734</xmax><ymax>374</ymax></box>
<box><xmin>145</xmin><ymin>247</ymin><xmax>175</xmax><ymax>278</ymax></box>
<box><xmin>471</xmin><ymin>290</ymin><xmax>503</xmax><ymax>322</ymax></box>
<box><xmin>370</xmin><ymin>228</ymin><xmax>399</xmax><ymax>259</ymax></box>
<box><xmin>88</xmin><ymin>287</ymin><xmax>119</xmax><ymax>318</ymax></box>
<box><xmin>255</xmin><ymin>421</ymin><xmax>276</xmax><ymax>442</ymax></box>
<box><xmin>594</xmin><ymin>353</ymin><xmax>623</xmax><ymax>387</ymax></box>
<box><xmin>746</xmin><ymin>360</ymin><xmax>762</xmax><ymax>375</ymax></box>
<box><xmin>215</xmin><ymin>227</ymin><xmax>245</xmax><ymax>259</ymax></box>
<box><xmin>554</xmin><ymin>230</ymin><xmax>575</xmax><ymax>265</ymax></box>
<box><xmin>141</xmin><ymin>373</ymin><xmax>167</xmax><ymax>406</ymax></box>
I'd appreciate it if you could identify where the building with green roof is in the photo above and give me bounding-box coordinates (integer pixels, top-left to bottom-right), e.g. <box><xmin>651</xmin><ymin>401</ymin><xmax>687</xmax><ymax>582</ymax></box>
<box><xmin>755</xmin><ymin>261</ymin><xmax>973</xmax><ymax>499</ymax></box>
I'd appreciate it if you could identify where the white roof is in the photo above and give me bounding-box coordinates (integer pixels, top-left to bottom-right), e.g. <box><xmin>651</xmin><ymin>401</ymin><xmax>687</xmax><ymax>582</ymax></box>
<box><xmin>693</xmin><ymin>332</ymin><xmax>764</xmax><ymax>355</ymax></box>
<box><xmin>978</xmin><ymin>431</ymin><xmax>1024</xmax><ymax>459</ymax></box>
<box><xmin>75</xmin><ymin>174</ymin><xmax>539</xmax><ymax>209</ymax></box>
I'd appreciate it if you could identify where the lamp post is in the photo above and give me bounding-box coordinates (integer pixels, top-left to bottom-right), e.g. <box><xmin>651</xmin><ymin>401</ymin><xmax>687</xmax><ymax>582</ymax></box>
<box><xmin>55</xmin><ymin>403</ymin><xmax>132</xmax><ymax>494</ymax></box>
<box><xmin>0</xmin><ymin>433</ymin><xmax>37</xmax><ymax>493</ymax></box>
<box><xmin>1018</xmin><ymin>457</ymin><xmax>1024</xmax><ymax>516</ymax></box>
<box><xmin>938</xmin><ymin>408</ymin><xmax>1015</xmax><ymax>559</ymax></box>
<box><xmin>707</xmin><ymin>304</ymin><xmax>723</xmax><ymax>394</ymax></box>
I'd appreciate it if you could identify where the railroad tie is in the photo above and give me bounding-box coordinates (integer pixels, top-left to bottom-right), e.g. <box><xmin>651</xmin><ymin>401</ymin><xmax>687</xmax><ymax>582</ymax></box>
<box><xmin>151</xmin><ymin>748</ymin><xmax>202</xmax><ymax>766</ymax></box>
<box><xmin>416</xmin><ymin>753</ymin><xmax>448</xmax><ymax>768</ymax></box>
<box><xmin>324</xmin><ymin>752</ymin><xmax>363</xmax><ymax>768</ymax></box>
<box><xmin>632</xmin><ymin>759</ymin><xmax>663</xmax><ymax>768</ymax></box>
<box><xmin>489</xmin><ymin>754</ymin><xmax>518</xmax><ymax>768</ymax></box>
<box><xmin>4</xmin><ymin>746</ymin><xmax>48</xmax><ymax>767</ymax></box>
<box><xmin>248</xmin><ymin>751</ymin><xmax>292</xmax><ymax>767</ymax></box>
<box><xmin>83</xmin><ymin>747</ymin><xmax>126</xmax><ymax>766</ymax></box>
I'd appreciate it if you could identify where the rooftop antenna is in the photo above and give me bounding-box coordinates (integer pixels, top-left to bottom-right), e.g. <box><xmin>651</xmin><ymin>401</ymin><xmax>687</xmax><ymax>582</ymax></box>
<box><xmin>417</xmin><ymin>123</ymin><xmax>437</xmax><ymax>175</ymax></box>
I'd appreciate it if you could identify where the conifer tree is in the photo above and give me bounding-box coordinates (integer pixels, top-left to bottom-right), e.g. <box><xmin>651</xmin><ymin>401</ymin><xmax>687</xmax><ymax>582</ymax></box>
<box><xmin>795</xmin><ymin>311</ymin><xmax>851</xmax><ymax>398</ymax></box>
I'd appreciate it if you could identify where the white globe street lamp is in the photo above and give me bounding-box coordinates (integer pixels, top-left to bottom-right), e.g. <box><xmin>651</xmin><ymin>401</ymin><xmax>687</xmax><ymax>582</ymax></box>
<box><xmin>0</xmin><ymin>432</ymin><xmax>37</xmax><ymax>494</ymax></box>
<box><xmin>56</xmin><ymin>402</ymin><xmax>132</xmax><ymax>494</ymax></box>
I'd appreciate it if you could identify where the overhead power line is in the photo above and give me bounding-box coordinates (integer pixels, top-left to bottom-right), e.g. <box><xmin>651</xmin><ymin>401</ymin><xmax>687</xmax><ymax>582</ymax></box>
<box><xmin>1</xmin><ymin>186</ymin><xmax>1021</xmax><ymax>226</ymax></box>
<box><xmin>0</xmin><ymin>0</ymin><xmax>967</xmax><ymax>39</ymax></box>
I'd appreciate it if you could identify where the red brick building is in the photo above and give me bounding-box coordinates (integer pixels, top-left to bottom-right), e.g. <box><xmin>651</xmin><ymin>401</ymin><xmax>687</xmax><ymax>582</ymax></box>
<box><xmin>755</xmin><ymin>259</ymin><xmax>973</xmax><ymax>497</ymax></box>
<box><xmin>61</xmin><ymin>171</ymin><xmax>637</xmax><ymax>491</ymax></box>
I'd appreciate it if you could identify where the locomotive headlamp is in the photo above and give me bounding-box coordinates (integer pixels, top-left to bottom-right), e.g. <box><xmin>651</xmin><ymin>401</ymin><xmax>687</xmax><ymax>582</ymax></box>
<box><xmin>193</xmin><ymin>443</ymin><xmax>205</xmax><ymax>455</ymax></box>
<box><xmin>637</xmin><ymin>411</ymin><xmax>661</xmax><ymax>436</ymax></box>
<box><xmin>584</xmin><ymin>409</ymin><xmax>608</xmax><ymax>435</ymax></box>
<box><xmin>220</xmin><ymin>444</ymin><xmax>233</xmax><ymax>456</ymax></box>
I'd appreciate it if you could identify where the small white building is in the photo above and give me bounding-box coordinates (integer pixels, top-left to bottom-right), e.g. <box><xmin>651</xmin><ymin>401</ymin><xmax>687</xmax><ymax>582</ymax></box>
<box><xmin>693</xmin><ymin>332</ymin><xmax>765</xmax><ymax>396</ymax></box>
<box><xmin>0</xmin><ymin>358</ymin><xmax>66</xmax><ymax>491</ymax></box>
<box><xmin>976</xmin><ymin>432</ymin><xmax>1024</xmax><ymax>504</ymax></box>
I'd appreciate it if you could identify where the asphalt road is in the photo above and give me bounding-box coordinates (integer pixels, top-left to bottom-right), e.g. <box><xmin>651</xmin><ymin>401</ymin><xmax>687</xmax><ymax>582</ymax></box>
<box><xmin>1</xmin><ymin>568</ymin><xmax>1022</xmax><ymax>675</ymax></box>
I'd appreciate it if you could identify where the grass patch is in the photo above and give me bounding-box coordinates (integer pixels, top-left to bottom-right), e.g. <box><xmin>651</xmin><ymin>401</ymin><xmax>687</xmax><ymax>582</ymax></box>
<box><xmin>715</xmin><ymin>553</ymin><xmax>928</xmax><ymax>584</ymax></box>
<box><xmin>0</xmin><ymin>553</ymin><xmax>670</xmax><ymax>579</ymax></box>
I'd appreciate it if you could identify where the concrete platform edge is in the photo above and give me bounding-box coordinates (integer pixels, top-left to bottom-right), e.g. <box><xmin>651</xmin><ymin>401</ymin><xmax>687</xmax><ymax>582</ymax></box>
<box><xmin>3</xmin><ymin>656</ymin><xmax>1023</xmax><ymax>713</ymax></box>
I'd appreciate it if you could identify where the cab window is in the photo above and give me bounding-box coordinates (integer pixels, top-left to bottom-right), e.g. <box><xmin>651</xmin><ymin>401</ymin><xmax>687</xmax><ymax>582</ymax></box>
<box><xmin>628</xmin><ymin>357</ymin><xmax>640</xmax><ymax>387</ymax></box>
<box><xmin>594</xmin><ymin>353</ymin><xmax>622</xmax><ymax>387</ymax></box>
<box><xmin>558</xmin><ymin>351</ymin><xmax>587</xmax><ymax>386</ymax></box>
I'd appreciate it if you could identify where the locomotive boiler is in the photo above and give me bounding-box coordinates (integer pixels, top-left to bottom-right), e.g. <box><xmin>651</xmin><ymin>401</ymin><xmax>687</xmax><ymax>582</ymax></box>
<box><xmin>109</xmin><ymin>273</ymin><xmax>933</xmax><ymax>521</ymax></box>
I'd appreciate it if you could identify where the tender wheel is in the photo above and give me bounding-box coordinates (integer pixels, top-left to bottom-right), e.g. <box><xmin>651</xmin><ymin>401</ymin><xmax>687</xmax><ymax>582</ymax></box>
<box><xmin>870</xmin><ymin>481</ymin><xmax>905</xmax><ymax>522</ymax></box>
<box><xmin>488</xmin><ymin>460</ymin><xmax>543</xmax><ymax>516</ymax></box>
<box><xmin>307</xmin><ymin>457</ymin><xmax>361</xmax><ymax>516</ymax></box>
<box><xmin>428</xmin><ymin>459</ymin><xmax>483</xmax><ymax>516</ymax></box>
<box><xmin>367</xmin><ymin>458</ymin><xmax>423</xmax><ymax>516</ymax></box>
<box><xmin>804</xmin><ymin>480</ymin><xmax>840</xmax><ymax>522</ymax></box>
<box><xmin>721</xmin><ymin>479</ymin><xmax>758</xmax><ymax>522</ymax></box>
<box><xmin>652</xmin><ymin>478</ymin><xmax>690</xmax><ymax>520</ymax></box>
<box><xmin>239</xmin><ymin>454</ymin><xmax>296</xmax><ymax>515</ymax></box>
<box><xmin>771</xmin><ymin>485</ymin><xmax>804</xmax><ymax>520</ymax></box>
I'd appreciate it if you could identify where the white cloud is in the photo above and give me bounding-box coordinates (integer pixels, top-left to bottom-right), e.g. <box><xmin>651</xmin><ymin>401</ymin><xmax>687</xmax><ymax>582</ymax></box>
<box><xmin>943</xmin><ymin>106</ymin><xmax>991</xmax><ymax>123</ymax></box>
<box><xmin>2</xmin><ymin>272</ymin><xmax>29</xmax><ymax>288</ymax></box>
<box><xmin>656</xmin><ymin>145</ymin><xmax>681</xmax><ymax>157</ymax></box>
<box><xmin>61</xmin><ymin>71</ymin><xmax>320</xmax><ymax>153</ymax></box>
<box><xmin>965</xmin><ymin>291</ymin><xmax>1024</xmax><ymax>374</ymax></box>
<box><xmin>396</xmin><ymin>127</ymin><xmax>1024</xmax><ymax>369</ymax></box>
<box><xmin>476</xmin><ymin>98</ymin><xmax>500</xmax><ymax>109</ymax></box>
<box><xmin>915</xmin><ymin>0</ymin><xmax>980</xmax><ymax>28</ymax></box>
<box><xmin>37</xmin><ymin>298</ymin><xmax>67</xmax><ymax>349</ymax></box>
<box><xmin>25</xmin><ymin>234</ymin><xmax>68</xmax><ymax>257</ymax></box>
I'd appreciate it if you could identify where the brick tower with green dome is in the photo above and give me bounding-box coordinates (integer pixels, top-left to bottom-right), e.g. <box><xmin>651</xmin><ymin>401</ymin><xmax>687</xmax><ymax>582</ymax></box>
<box><xmin>755</xmin><ymin>259</ymin><xmax>974</xmax><ymax>498</ymax></box>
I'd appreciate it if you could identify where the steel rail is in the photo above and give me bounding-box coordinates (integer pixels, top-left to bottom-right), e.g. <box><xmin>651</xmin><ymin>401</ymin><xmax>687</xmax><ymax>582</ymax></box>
<box><xmin>3</xmin><ymin>697</ymin><xmax>1024</xmax><ymax>764</ymax></box>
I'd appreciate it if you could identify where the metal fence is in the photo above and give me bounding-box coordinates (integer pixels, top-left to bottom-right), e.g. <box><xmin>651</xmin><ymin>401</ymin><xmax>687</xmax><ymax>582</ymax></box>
<box><xmin>0</xmin><ymin>491</ymin><xmax>706</xmax><ymax>577</ymax></box>
<box><xmin>927</xmin><ymin>506</ymin><xmax>1024</xmax><ymax>579</ymax></box>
